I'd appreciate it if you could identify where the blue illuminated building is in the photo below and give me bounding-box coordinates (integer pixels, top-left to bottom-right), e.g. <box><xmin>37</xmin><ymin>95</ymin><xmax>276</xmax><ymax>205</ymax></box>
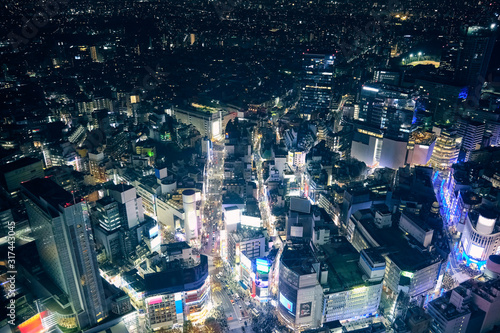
<box><xmin>459</xmin><ymin>208</ymin><xmax>500</xmax><ymax>269</ymax></box>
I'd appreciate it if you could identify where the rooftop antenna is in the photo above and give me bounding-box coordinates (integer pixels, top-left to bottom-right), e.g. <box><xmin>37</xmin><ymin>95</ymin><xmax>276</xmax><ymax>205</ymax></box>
<box><xmin>71</xmin><ymin>190</ymin><xmax>76</xmax><ymax>205</ymax></box>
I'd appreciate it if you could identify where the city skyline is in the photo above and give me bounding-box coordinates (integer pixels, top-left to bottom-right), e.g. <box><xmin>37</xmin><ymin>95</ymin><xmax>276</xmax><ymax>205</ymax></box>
<box><xmin>1</xmin><ymin>1</ymin><xmax>500</xmax><ymax>333</ymax></box>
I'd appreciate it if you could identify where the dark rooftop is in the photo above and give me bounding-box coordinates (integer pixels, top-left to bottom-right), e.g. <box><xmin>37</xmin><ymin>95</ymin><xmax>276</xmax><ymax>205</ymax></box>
<box><xmin>0</xmin><ymin>157</ymin><xmax>41</xmax><ymax>174</ymax></box>
<box><xmin>21</xmin><ymin>178</ymin><xmax>80</xmax><ymax>209</ymax></box>
<box><xmin>281</xmin><ymin>243</ymin><xmax>318</xmax><ymax>276</ymax></box>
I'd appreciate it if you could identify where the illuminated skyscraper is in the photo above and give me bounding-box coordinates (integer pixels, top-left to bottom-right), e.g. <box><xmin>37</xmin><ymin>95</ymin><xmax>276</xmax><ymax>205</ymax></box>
<box><xmin>357</xmin><ymin>84</ymin><xmax>417</xmax><ymax>140</ymax></box>
<box><xmin>299</xmin><ymin>53</ymin><xmax>335</xmax><ymax>119</ymax></box>
<box><xmin>456</xmin><ymin>25</ymin><xmax>497</xmax><ymax>88</ymax></box>
<box><xmin>22</xmin><ymin>178</ymin><xmax>107</xmax><ymax>329</ymax></box>
<box><xmin>429</xmin><ymin>129</ymin><xmax>462</xmax><ymax>170</ymax></box>
<box><xmin>457</xmin><ymin>117</ymin><xmax>485</xmax><ymax>162</ymax></box>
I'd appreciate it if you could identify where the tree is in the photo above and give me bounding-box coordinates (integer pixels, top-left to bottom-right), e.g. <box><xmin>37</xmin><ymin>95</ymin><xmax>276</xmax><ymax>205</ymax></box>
<box><xmin>163</xmin><ymin>230</ymin><xmax>176</xmax><ymax>243</ymax></box>
<box><xmin>211</xmin><ymin>279</ymin><xmax>222</xmax><ymax>293</ymax></box>
<box><xmin>204</xmin><ymin>317</ymin><xmax>223</xmax><ymax>333</ymax></box>
<box><xmin>213</xmin><ymin>255</ymin><xmax>223</xmax><ymax>274</ymax></box>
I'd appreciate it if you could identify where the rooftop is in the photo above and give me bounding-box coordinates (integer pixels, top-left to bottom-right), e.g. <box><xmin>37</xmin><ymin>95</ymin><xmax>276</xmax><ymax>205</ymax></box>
<box><xmin>321</xmin><ymin>238</ymin><xmax>368</xmax><ymax>293</ymax></box>
<box><xmin>281</xmin><ymin>242</ymin><xmax>318</xmax><ymax>276</ymax></box>
<box><xmin>0</xmin><ymin>157</ymin><xmax>41</xmax><ymax>174</ymax></box>
<box><xmin>21</xmin><ymin>178</ymin><xmax>81</xmax><ymax>209</ymax></box>
<box><xmin>358</xmin><ymin>216</ymin><xmax>439</xmax><ymax>271</ymax></box>
<box><xmin>144</xmin><ymin>255</ymin><xmax>208</xmax><ymax>296</ymax></box>
<box><xmin>428</xmin><ymin>291</ymin><xmax>471</xmax><ymax>320</ymax></box>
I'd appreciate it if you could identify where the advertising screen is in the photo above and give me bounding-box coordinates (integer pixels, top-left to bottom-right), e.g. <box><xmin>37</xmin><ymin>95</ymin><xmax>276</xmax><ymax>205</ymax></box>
<box><xmin>225</xmin><ymin>207</ymin><xmax>241</xmax><ymax>225</ymax></box>
<box><xmin>241</xmin><ymin>215</ymin><xmax>262</xmax><ymax>228</ymax></box>
<box><xmin>256</xmin><ymin>258</ymin><xmax>269</xmax><ymax>273</ymax></box>
<box><xmin>469</xmin><ymin>244</ymin><xmax>484</xmax><ymax>260</ymax></box>
<box><xmin>149</xmin><ymin>225</ymin><xmax>159</xmax><ymax>238</ymax></box>
<box><xmin>299</xmin><ymin>302</ymin><xmax>312</xmax><ymax>317</ymax></box>
<box><xmin>279</xmin><ymin>292</ymin><xmax>294</xmax><ymax>313</ymax></box>
<box><xmin>148</xmin><ymin>296</ymin><xmax>163</xmax><ymax>305</ymax></box>
<box><xmin>18</xmin><ymin>311</ymin><xmax>47</xmax><ymax>333</ymax></box>
<box><xmin>240</xmin><ymin>253</ymin><xmax>252</xmax><ymax>269</ymax></box>
<box><xmin>212</xmin><ymin>121</ymin><xmax>220</xmax><ymax>138</ymax></box>
<box><xmin>150</xmin><ymin>235</ymin><xmax>161</xmax><ymax>250</ymax></box>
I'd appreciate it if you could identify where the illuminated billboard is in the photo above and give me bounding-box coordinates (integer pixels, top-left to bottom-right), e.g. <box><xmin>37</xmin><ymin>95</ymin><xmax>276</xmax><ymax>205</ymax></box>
<box><xmin>212</xmin><ymin>121</ymin><xmax>221</xmax><ymax>139</ymax></box>
<box><xmin>256</xmin><ymin>258</ymin><xmax>269</xmax><ymax>273</ymax></box>
<box><xmin>148</xmin><ymin>296</ymin><xmax>163</xmax><ymax>305</ymax></box>
<box><xmin>224</xmin><ymin>206</ymin><xmax>241</xmax><ymax>225</ymax></box>
<box><xmin>241</xmin><ymin>215</ymin><xmax>262</xmax><ymax>228</ymax></box>
<box><xmin>240</xmin><ymin>253</ymin><xmax>251</xmax><ymax>269</ymax></box>
<box><xmin>401</xmin><ymin>271</ymin><xmax>414</xmax><ymax>279</ymax></box>
<box><xmin>18</xmin><ymin>311</ymin><xmax>47</xmax><ymax>333</ymax></box>
<box><xmin>469</xmin><ymin>244</ymin><xmax>484</xmax><ymax>260</ymax></box>
<box><xmin>279</xmin><ymin>292</ymin><xmax>294</xmax><ymax>313</ymax></box>
<box><xmin>299</xmin><ymin>302</ymin><xmax>312</xmax><ymax>317</ymax></box>
<box><xmin>149</xmin><ymin>225</ymin><xmax>159</xmax><ymax>238</ymax></box>
<box><xmin>150</xmin><ymin>235</ymin><xmax>161</xmax><ymax>251</ymax></box>
<box><xmin>175</xmin><ymin>292</ymin><xmax>183</xmax><ymax>314</ymax></box>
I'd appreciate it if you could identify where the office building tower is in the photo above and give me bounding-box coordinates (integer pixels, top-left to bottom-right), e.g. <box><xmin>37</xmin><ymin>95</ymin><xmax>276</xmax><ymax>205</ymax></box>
<box><xmin>0</xmin><ymin>200</ymin><xmax>14</xmax><ymax>239</ymax></box>
<box><xmin>456</xmin><ymin>25</ymin><xmax>497</xmax><ymax>88</ymax></box>
<box><xmin>457</xmin><ymin>117</ymin><xmax>485</xmax><ymax>162</ymax></box>
<box><xmin>0</xmin><ymin>157</ymin><xmax>44</xmax><ymax>193</ymax></box>
<box><xmin>22</xmin><ymin>178</ymin><xmax>107</xmax><ymax>329</ymax></box>
<box><xmin>108</xmin><ymin>184</ymin><xmax>144</xmax><ymax>230</ymax></box>
<box><xmin>95</xmin><ymin>197</ymin><xmax>121</xmax><ymax>232</ymax></box>
<box><xmin>321</xmin><ymin>243</ymin><xmax>384</xmax><ymax>324</ymax></box>
<box><xmin>144</xmin><ymin>242</ymin><xmax>210</xmax><ymax>331</ymax></box>
<box><xmin>439</xmin><ymin>40</ymin><xmax>461</xmax><ymax>81</ymax></box>
<box><xmin>427</xmin><ymin>286</ymin><xmax>473</xmax><ymax>333</ymax></box>
<box><xmin>461</xmin><ymin>278</ymin><xmax>500</xmax><ymax>333</ymax></box>
<box><xmin>173</xmin><ymin>105</ymin><xmax>223</xmax><ymax>140</ymax></box>
<box><xmin>429</xmin><ymin>129</ymin><xmax>462</xmax><ymax>170</ymax></box>
<box><xmin>454</xmin><ymin>190</ymin><xmax>482</xmax><ymax>233</ymax></box>
<box><xmin>414</xmin><ymin>79</ymin><xmax>463</xmax><ymax>126</ymax></box>
<box><xmin>93</xmin><ymin>196</ymin><xmax>123</xmax><ymax>263</ymax></box>
<box><xmin>299</xmin><ymin>53</ymin><xmax>335</xmax><ymax>119</ymax></box>
<box><xmin>227</xmin><ymin>227</ymin><xmax>266</xmax><ymax>267</ymax></box>
<box><xmin>406</xmin><ymin>131</ymin><xmax>436</xmax><ymax>166</ymax></box>
<box><xmin>278</xmin><ymin>243</ymin><xmax>323</xmax><ymax>331</ymax></box>
<box><xmin>428</xmin><ymin>278</ymin><xmax>500</xmax><ymax>333</ymax></box>
<box><xmin>357</xmin><ymin>84</ymin><xmax>417</xmax><ymax>140</ymax></box>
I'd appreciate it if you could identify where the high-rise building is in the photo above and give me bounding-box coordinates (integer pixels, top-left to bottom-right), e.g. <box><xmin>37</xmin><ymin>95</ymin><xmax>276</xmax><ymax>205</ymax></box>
<box><xmin>357</xmin><ymin>84</ymin><xmax>417</xmax><ymax>141</ymax></box>
<box><xmin>427</xmin><ymin>286</ymin><xmax>473</xmax><ymax>333</ymax></box>
<box><xmin>429</xmin><ymin>129</ymin><xmax>462</xmax><ymax>170</ymax></box>
<box><xmin>457</xmin><ymin>117</ymin><xmax>485</xmax><ymax>162</ymax></box>
<box><xmin>299</xmin><ymin>53</ymin><xmax>335</xmax><ymax>119</ymax></box>
<box><xmin>278</xmin><ymin>242</ymin><xmax>324</xmax><ymax>331</ymax></box>
<box><xmin>95</xmin><ymin>197</ymin><xmax>121</xmax><ymax>232</ymax></box>
<box><xmin>108</xmin><ymin>184</ymin><xmax>144</xmax><ymax>230</ymax></box>
<box><xmin>460</xmin><ymin>208</ymin><xmax>500</xmax><ymax>267</ymax></box>
<box><xmin>456</xmin><ymin>25</ymin><xmax>497</xmax><ymax>88</ymax></box>
<box><xmin>144</xmin><ymin>242</ymin><xmax>210</xmax><ymax>331</ymax></box>
<box><xmin>22</xmin><ymin>178</ymin><xmax>107</xmax><ymax>329</ymax></box>
<box><xmin>0</xmin><ymin>157</ymin><xmax>44</xmax><ymax>193</ymax></box>
<box><xmin>320</xmin><ymin>242</ymin><xmax>384</xmax><ymax>324</ymax></box>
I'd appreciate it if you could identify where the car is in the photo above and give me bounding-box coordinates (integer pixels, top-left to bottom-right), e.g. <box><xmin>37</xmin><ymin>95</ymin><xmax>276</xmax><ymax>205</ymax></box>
<box><xmin>230</xmin><ymin>300</ymin><xmax>234</xmax><ymax>304</ymax></box>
